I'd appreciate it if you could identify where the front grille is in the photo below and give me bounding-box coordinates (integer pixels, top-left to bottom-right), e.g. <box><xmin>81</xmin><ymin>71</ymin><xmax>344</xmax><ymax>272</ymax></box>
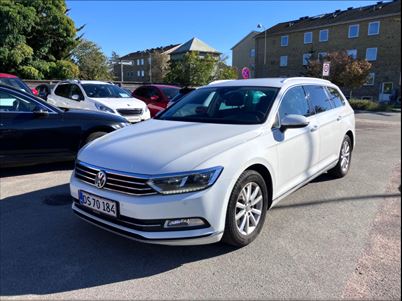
<box><xmin>117</xmin><ymin>108</ymin><xmax>143</xmax><ymax>116</ymax></box>
<box><xmin>74</xmin><ymin>162</ymin><xmax>157</xmax><ymax>196</ymax></box>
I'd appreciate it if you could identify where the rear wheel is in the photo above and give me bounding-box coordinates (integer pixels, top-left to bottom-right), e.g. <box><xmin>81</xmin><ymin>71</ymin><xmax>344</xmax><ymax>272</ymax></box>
<box><xmin>329</xmin><ymin>135</ymin><xmax>352</xmax><ymax>178</ymax></box>
<box><xmin>222</xmin><ymin>170</ymin><xmax>268</xmax><ymax>247</ymax></box>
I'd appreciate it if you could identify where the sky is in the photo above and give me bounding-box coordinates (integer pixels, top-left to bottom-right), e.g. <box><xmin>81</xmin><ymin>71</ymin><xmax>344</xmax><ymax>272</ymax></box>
<box><xmin>67</xmin><ymin>0</ymin><xmax>379</xmax><ymax>64</ymax></box>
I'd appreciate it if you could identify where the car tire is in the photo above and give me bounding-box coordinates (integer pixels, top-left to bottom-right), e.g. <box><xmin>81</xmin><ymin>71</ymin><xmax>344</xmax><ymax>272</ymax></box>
<box><xmin>329</xmin><ymin>135</ymin><xmax>353</xmax><ymax>178</ymax></box>
<box><xmin>84</xmin><ymin>131</ymin><xmax>107</xmax><ymax>145</ymax></box>
<box><xmin>222</xmin><ymin>170</ymin><xmax>269</xmax><ymax>247</ymax></box>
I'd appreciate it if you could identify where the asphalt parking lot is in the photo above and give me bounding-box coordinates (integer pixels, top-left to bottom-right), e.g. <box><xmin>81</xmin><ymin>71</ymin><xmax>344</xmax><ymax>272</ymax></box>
<box><xmin>1</xmin><ymin>112</ymin><xmax>400</xmax><ymax>300</ymax></box>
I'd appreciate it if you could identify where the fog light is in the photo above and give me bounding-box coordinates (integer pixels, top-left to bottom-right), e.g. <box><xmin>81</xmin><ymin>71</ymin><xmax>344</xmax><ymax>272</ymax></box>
<box><xmin>164</xmin><ymin>218</ymin><xmax>205</xmax><ymax>229</ymax></box>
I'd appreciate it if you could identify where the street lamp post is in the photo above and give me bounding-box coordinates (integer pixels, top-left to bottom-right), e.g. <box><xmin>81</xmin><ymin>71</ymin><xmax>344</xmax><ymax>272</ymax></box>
<box><xmin>257</xmin><ymin>24</ymin><xmax>267</xmax><ymax>75</ymax></box>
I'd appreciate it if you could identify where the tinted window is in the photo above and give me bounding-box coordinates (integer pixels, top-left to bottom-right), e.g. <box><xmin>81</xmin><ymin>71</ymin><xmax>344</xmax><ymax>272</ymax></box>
<box><xmin>326</xmin><ymin>87</ymin><xmax>345</xmax><ymax>108</ymax></box>
<box><xmin>279</xmin><ymin>86</ymin><xmax>312</xmax><ymax>120</ymax></box>
<box><xmin>160</xmin><ymin>87</ymin><xmax>180</xmax><ymax>100</ymax></box>
<box><xmin>158</xmin><ymin>86</ymin><xmax>279</xmax><ymax>125</ymax></box>
<box><xmin>304</xmin><ymin>85</ymin><xmax>333</xmax><ymax>113</ymax></box>
<box><xmin>0</xmin><ymin>78</ymin><xmax>32</xmax><ymax>94</ymax></box>
<box><xmin>0</xmin><ymin>91</ymin><xmax>37</xmax><ymax>112</ymax></box>
<box><xmin>55</xmin><ymin>84</ymin><xmax>71</xmax><ymax>98</ymax></box>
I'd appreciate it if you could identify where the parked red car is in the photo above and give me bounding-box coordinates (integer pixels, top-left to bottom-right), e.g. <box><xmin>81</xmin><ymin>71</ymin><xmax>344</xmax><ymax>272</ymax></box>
<box><xmin>0</xmin><ymin>73</ymin><xmax>38</xmax><ymax>95</ymax></box>
<box><xmin>132</xmin><ymin>84</ymin><xmax>180</xmax><ymax>117</ymax></box>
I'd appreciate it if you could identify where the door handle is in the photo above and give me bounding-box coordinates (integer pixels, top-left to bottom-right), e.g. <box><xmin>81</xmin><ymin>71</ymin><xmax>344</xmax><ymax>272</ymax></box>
<box><xmin>310</xmin><ymin>125</ymin><xmax>319</xmax><ymax>132</ymax></box>
<box><xmin>337</xmin><ymin>116</ymin><xmax>343</xmax><ymax>121</ymax></box>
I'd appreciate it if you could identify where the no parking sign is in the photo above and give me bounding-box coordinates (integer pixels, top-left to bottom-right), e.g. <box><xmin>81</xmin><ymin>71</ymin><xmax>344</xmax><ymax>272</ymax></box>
<box><xmin>242</xmin><ymin>67</ymin><xmax>250</xmax><ymax>79</ymax></box>
<box><xmin>322</xmin><ymin>62</ymin><xmax>331</xmax><ymax>77</ymax></box>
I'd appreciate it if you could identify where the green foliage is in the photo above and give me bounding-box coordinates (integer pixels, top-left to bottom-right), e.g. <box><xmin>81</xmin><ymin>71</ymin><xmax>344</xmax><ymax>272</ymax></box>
<box><xmin>0</xmin><ymin>0</ymin><xmax>80</xmax><ymax>79</ymax></box>
<box><xmin>349</xmin><ymin>99</ymin><xmax>396</xmax><ymax>112</ymax></box>
<box><xmin>72</xmin><ymin>39</ymin><xmax>112</xmax><ymax>80</ymax></box>
<box><xmin>165</xmin><ymin>52</ymin><xmax>236</xmax><ymax>86</ymax></box>
<box><xmin>305</xmin><ymin>51</ymin><xmax>372</xmax><ymax>96</ymax></box>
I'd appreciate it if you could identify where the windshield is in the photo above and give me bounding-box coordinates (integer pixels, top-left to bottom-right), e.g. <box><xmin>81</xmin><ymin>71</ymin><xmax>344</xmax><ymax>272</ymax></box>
<box><xmin>0</xmin><ymin>78</ymin><xmax>32</xmax><ymax>94</ymax></box>
<box><xmin>157</xmin><ymin>86</ymin><xmax>279</xmax><ymax>124</ymax></box>
<box><xmin>82</xmin><ymin>84</ymin><xmax>131</xmax><ymax>98</ymax></box>
<box><xmin>160</xmin><ymin>87</ymin><xmax>180</xmax><ymax>100</ymax></box>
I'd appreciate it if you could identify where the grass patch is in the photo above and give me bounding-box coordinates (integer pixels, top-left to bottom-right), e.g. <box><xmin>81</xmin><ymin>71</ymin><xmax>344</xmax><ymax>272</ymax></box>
<box><xmin>349</xmin><ymin>99</ymin><xmax>400</xmax><ymax>112</ymax></box>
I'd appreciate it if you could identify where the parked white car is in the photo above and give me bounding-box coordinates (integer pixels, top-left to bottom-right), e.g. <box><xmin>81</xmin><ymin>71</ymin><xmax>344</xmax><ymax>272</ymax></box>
<box><xmin>70</xmin><ymin>77</ymin><xmax>355</xmax><ymax>247</ymax></box>
<box><xmin>47</xmin><ymin>80</ymin><xmax>150</xmax><ymax>123</ymax></box>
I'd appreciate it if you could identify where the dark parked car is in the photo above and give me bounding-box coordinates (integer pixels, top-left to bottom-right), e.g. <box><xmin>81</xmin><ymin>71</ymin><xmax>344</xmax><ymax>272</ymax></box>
<box><xmin>166</xmin><ymin>87</ymin><xmax>196</xmax><ymax>108</ymax></box>
<box><xmin>35</xmin><ymin>83</ymin><xmax>55</xmax><ymax>100</ymax></box>
<box><xmin>0</xmin><ymin>73</ymin><xmax>38</xmax><ymax>96</ymax></box>
<box><xmin>132</xmin><ymin>84</ymin><xmax>180</xmax><ymax>117</ymax></box>
<box><xmin>0</xmin><ymin>85</ymin><xmax>129</xmax><ymax>168</ymax></box>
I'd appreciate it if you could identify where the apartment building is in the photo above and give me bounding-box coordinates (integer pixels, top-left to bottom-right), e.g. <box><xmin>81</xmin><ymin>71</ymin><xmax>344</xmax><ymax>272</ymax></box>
<box><xmin>113</xmin><ymin>44</ymin><xmax>180</xmax><ymax>82</ymax></box>
<box><xmin>231</xmin><ymin>31</ymin><xmax>259</xmax><ymax>79</ymax></box>
<box><xmin>255</xmin><ymin>0</ymin><xmax>401</xmax><ymax>100</ymax></box>
<box><xmin>114</xmin><ymin>37</ymin><xmax>221</xmax><ymax>83</ymax></box>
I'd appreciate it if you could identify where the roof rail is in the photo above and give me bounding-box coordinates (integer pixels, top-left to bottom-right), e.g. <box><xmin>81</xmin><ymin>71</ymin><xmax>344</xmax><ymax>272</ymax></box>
<box><xmin>208</xmin><ymin>79</ymin><xmax>234</xmax><ymax>85</ymax></box>
<box><xmin>281</xmin><ymin>77</ymin><xmax>331</xmax><ymax>84</ymax></box>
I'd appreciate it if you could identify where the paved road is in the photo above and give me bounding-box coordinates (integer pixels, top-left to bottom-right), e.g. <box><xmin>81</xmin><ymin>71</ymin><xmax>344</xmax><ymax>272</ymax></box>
<box><xmin>1</xmin><ymin>113</ymin><xmax>400</xmax><ymax>300</ymax></box>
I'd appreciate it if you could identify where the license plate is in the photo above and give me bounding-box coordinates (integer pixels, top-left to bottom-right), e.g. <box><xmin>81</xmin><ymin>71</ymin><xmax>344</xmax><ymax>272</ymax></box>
<box><xmin>126</xmin><ymin>116</ymin><xmax>141</xmax><ymax>123</ymax></box>
<box><xmin>79</xmin><ymin>191</ymin><xmax>118</xmax><ymax>217</ymax></box>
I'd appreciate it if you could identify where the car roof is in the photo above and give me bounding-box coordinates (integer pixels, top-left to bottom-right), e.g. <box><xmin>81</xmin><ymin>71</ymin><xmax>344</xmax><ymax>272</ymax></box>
<box><xmin>0</xmin><ymin>73</ymin><xmax>18</xmax><ymax>78</ymax></box>
<box><xmin>207</xmin><ymin>77</ymin><xmax>333</xmax><ymax>88</ymax></box>
<box><xmin>79</xmin><ymin>80</ymin><xmax>112</xmax><ymax>85</ymax></box>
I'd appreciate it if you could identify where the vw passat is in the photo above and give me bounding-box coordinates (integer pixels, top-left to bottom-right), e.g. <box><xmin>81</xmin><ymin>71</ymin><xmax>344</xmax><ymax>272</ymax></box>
<box><xmin>70</xmin><ymin>77</ymin><xmax>355</xmax><ymax>247</ymax></box>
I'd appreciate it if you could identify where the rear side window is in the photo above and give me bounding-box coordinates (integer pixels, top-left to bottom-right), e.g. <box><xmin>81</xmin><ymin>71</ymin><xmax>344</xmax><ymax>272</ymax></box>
<box><xmin>304</xmin><ymin>85</ymin><xmax>333</xmax><ymax>113</ymax></box>
<box><xmin>54</xmin><ymin>84</ymin><xmax>70</xmax><ymax>98</ymax></box>
<box><xmin>326</xmin><ymin>87</ymin><xmax>345</xmax><ymax>108</ymax></box>
<box><xmin>278</xmin><ymin>86</ymin><xmax>312</xmax><ymax>120</ymax></box>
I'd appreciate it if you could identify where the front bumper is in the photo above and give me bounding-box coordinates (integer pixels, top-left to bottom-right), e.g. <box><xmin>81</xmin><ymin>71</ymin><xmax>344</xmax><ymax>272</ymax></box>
<box><xmin>120</xmin><ymin>110</ymin><xmax>151</xmax><ymax>123</ymax></box>
<box><xmin>70</xmin><ymin>174</ymin><xmax>230</xmax><ymax>246</ymax></box>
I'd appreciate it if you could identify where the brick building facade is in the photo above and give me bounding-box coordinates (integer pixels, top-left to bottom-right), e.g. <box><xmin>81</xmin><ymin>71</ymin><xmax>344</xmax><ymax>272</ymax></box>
<box><xmin>254</xmin><ymin>0</ymin><xmax>401</xmax><ymax>101</ymax></box>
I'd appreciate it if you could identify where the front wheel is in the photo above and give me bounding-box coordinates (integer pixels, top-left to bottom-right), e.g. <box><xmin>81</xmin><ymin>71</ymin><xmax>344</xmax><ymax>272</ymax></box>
<box><xmin>222</xmin><ymin>170</ymin><xmax>269</xmax><ymax>247</ymax></box>
<box><xmin>329</xmin><ymin>135</ymin><xmax>353</xmax><ymax>178</ymax></box>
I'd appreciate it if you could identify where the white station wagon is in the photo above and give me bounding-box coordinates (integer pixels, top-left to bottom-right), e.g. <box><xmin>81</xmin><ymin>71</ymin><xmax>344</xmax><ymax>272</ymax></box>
<box><xmin>70</xmin><ymin>77</ymin><xmax>355</xmax><ymax>247</ymax></box>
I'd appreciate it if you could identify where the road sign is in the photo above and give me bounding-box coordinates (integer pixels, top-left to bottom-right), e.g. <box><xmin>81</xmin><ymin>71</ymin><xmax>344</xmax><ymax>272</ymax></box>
<box><xmin>242</xmin><ymin>67</ymin><xmax>250</xmax><ymax>79</ymax></box>
<box><xmin>322</xmin><ymin>62</ymin><xmax>331</xmax><ymax>77</ymax></box>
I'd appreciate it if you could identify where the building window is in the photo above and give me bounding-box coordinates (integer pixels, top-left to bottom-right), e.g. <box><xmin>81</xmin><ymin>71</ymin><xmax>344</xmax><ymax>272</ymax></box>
<box><xmin>137</xmin><ymin>70</ymin><xmax>140</xmax><ymax>77</ymax></box>
<box><xmin>303</xmin><ymin>53</ymin><xmax>312</xmax><ymax>65</ymax></box>
<box><xmin>318</xmin><ymin>52</ymin><xmax>328</xmax><ymax>61</ymax></box>
<box><xmin>304</xmin><ymin>32</ymin><xmax>313</xmax><ymax>44</ymax></box>
<box><xmin>347</xmin><ymin>49</ymin><xmax>358</xmax><ymax>59</ymax></box>
<box><xmin>141</xmin><ymin>58</ymin><xmax>145</xmax><ymax>65</ymax></box>
<box><xmin>280</xmin><ymin>56</ymin><xmax>288</xmax><ymax>67</ymax></box>
<box><xmin>141</xmin><ymin>70</ymin><xmax>145</xmax><ymax>77</ymax></box>
<box><xmin>250</xmin><ymin>48</ymin><xmax>256</xmax><ymax>57</ymax></box>
<box><xmin>319</xmin><ymin>29</ymin><xmax>329</xmax><ymax>42</ymax></box>
<box><xmin>281</xmin><ymin>35</ymin><xmax>289</xmax><ymax>47</ymax></box>
<box><xmin>137</xmin><ymin>59</ymin><xmax>140</xmax><ymax>65</ymax></box>
<box><xmin>368</xmin><ymin>21</ymin><xmax>380</xmax><ymax>36</ymax></box>
<box><xmin>364</xmin><ymin>73</ymin><xmax>375</xmax><ymax>86</ymax></box>
<box><xmin>366</xmin><ymin>48</ymin><xmax>378</xmax><ymax>61</ymax></box>
<box><xmin>348</xmin><ymin>24</ymin><xmax>360</xmax><ymax>38</ymax></box>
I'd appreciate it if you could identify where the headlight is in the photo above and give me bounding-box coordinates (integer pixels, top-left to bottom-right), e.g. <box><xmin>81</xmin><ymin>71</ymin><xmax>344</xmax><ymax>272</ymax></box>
<box><xmin>95</xmin><ymin>103</ymin><xmax>115</xmax><ymax>114</ymax></box>
<box><xmin>143</xmin><ymin>106</ymin><xmax>149</xmax><ymax>113</ymax></box>
<box><xmin>112</xmin><ymin>122</ymin><xmax>130</xmax><ymax>129</ymax></box>
<box><xmin>147</xmin><ymin>166</ymin><xmax>223</xmax><ymax>195</ymax></box>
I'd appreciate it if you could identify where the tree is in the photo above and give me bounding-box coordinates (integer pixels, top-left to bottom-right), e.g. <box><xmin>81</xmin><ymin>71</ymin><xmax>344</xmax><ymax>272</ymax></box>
<box><xmin>0</xmin><ymin>0</ymin><xmax>81</xmax><ymax>79</ymax></box>
<box><xmin>150</xmin><ymin>52</ymin><xmax>169</xmax><ymax>83</ymax></box>
<box><xmin>72</xmin><ymin>39</ymin><xmax>112</xmax><ymax>80</ymax></box>
<box><xmin>305</xmin><ymin>50</ymin><xmax>372</xmax><ymax>97</ymax></box>
<box><xmin>165</xmin><ymin>52</ymin><xmax>236</xmax><ymax>86</ymax></box>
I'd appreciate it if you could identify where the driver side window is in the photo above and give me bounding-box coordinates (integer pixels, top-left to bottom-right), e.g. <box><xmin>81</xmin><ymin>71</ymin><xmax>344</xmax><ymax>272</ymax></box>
<box><xmin>0</xmin><ymin>91</ymin><xmax>39</xmax><ymax>112</ymax></box>
<box><xmin>278</xmin><ymin>86</ymin><xmax>312</xmax><ymax>121</ymax></box>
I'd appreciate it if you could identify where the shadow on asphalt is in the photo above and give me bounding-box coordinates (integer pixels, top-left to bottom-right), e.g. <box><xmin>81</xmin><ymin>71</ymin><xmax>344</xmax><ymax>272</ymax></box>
<box><xmin>0</xmin><ymin>161</ymin><xmax>74</xmax><ymax>178</ymax></box>
<box><xmin>0</xmin><ymin>183</ymin><xmax>237</xmax><ymax>296</ymax></box>
<box><xmin>354</xmin><ymin>110</ymin><xmax>400</xmax><ymax>117</ymax></box>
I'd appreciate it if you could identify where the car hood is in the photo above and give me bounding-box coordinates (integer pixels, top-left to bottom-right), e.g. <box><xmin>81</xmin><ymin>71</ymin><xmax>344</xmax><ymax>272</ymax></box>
<box><xmin>92</xmin><ymin>97</ymin><xmax>145</xmax><ymax>109</ymax></box>
<box><xmin>78</xmin><ymin>119</ymin><xmax>263</xmax><ymax>174</ymax></box>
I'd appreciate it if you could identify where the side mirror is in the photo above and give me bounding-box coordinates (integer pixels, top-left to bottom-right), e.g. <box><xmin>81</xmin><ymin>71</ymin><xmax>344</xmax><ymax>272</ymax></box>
<box><xmin>33</xmin><ymin>107</ymin><xmax>49</xmax><ymax>117</ymax></box>
<box><xmin>71</xmin><ymin>94</ymin><xmax>81</xmax><ymax>101</ymax></box>
<box><xmin>280</xmin><ymin>114</ymin><xmax>309</xmax><ymax>132</ymax></box>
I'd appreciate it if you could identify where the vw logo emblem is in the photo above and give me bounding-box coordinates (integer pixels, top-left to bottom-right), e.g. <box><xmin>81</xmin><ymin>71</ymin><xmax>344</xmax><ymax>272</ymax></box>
<box><xmin>95</xmin><ymin>171</ymin><xmax>107</xmax><ymax>189</ymax></box>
